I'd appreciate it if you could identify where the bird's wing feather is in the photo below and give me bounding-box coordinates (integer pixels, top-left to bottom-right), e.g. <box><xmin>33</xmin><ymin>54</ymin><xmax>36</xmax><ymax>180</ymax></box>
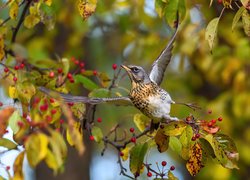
<box><xmin>38</xmin><ymin>87</ymin><xmax>132</xmax><ymax>106</ymax></box>
<box><xmin>149</xmin><ymin>21</ymin><xmax>179</xmax><ymax>85</ymax></box>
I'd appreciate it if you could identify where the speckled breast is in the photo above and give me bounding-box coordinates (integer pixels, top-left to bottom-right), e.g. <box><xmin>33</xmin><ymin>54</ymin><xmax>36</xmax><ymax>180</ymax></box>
<box><xmin>129</xmin><ymin>82</ymin><xmax>160</xmax><ymax>118</ymax></box>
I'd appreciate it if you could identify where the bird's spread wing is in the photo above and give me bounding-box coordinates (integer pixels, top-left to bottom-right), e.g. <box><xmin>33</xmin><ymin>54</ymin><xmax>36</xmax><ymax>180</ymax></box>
<box><xmin>149</xmin><ymin>21</ymin><xmax>179</xmax><ymax>85</ymax></box>
<box><xmin>38</xmin><ymin>87</ymin><xmax>132</xmax><ymax>106</ymax></box>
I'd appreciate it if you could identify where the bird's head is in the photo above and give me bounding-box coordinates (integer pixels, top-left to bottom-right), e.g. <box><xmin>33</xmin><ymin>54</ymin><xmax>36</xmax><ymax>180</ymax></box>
<box><xmin>121</xmin><ymin>65</ymin><xmax>151</xmax><ymax>84</ymax></box>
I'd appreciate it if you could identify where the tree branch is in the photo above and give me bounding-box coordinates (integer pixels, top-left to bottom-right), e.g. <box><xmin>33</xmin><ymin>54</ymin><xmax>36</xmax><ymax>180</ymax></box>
<box><xmin>11</xmin><ymin>0</ymin><xmax>32</xmax><ymax>43</ymax></box>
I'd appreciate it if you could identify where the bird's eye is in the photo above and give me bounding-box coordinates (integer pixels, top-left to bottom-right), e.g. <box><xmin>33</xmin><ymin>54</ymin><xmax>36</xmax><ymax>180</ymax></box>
<box><xmin>131</xmin><ymin>67</ymin><xmax>139</xmax><ymax>73</ymax></box>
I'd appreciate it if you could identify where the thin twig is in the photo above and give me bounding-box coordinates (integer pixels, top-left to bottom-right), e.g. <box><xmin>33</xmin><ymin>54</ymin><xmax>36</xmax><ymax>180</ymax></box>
<box><xmin>11</xmin><ymin>0</ymin><xmax>32</xmax><ymax>43</ymax></box>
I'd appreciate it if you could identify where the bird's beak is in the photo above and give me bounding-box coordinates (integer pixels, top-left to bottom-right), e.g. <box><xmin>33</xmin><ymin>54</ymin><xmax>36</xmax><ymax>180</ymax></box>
<box><xmin>121</xmin><ymin>65</ymin><xmax>130</xmax><ymax>72</ymax></box>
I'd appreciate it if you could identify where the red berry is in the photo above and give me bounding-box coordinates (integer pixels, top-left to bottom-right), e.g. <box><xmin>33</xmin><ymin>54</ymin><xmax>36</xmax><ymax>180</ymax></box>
<box><xmin>49</xmin><ymin>71</ymin><xmax>54</xmax><ymax>78</ymax></box>
<box><xmin>6</xmin><ymin>166</ymin><xmax>10</xmax><ymax>171</ymax></box>
<box><xmin>161</xmin><ymin>161</ymin><xmax>167</xmax><ymax>166</ymax></box>
<box><xmin>57</xmin><ymin>68</ymin><xmax>63</xmax><ymax>74</ymax></box>
<box><xmin>0</xmin><ymin>102</ymin><xmax>3</xmax><ymax>106</ymax></box>
<box><xmin>19</xmin><ymin>63</ymin><xmax>25</xmax><ymax>69</ymax></box>
<box><xmin>195</xmin><ymin>133</ymin><xmax>200</xmax><ymax>139</ymax></box>
<box><xmin>67</xmin><ymin>102</ymin><xmax>74</xmax><ymax>106</ymax></box>
<box><xmin>147</xmin><ymin>172</ymin><xmax>152</xmax><ymax>177</ymax></box>
<box><xmin>97</xmin><ymin>117</ymin><xmax>102</xmax><ymax>123</ymax></box>
<box><xmin>80</xmin><ymin>62</ymin><xmax>85</xmax><ymax>68</ymax></box>
<box><xmin>14</xmin><ymin>65</ymin><xmax>19</xmax><ymax>70</ymax></box>
<box><xmin>13</xmin><ymin>77</ymin><xmax>17</xmax><ymax>82</ymax></box>
<box><xmin>218</xmin><ymin>117</ymin><xmax>223</xmax><ymax>121</ymax></box>
<box><xmin>49</xmin><ymin>98</ymin><xmax>55</xmax><ymax>103</ymax></box>
<box><xmin>17</xmin><ymin>121</ymin><xmax>24</xmax><ymax>127</ymax></box>
<box><xmin>120</xmin><ymin>151</ymin><xmax>124</xmax><ymax>156</ymax></box>
<box><xmin>218</xmin><ymin>0</ymin><xmax>222</xmax><ymax>4</ymax></box>
<box><xmin>22</xmin><ymin>113</ymin><xmax>27</xmax><ymax>118</ymax></box>
<box><xmin>208</xmin><ymin>122</ymin><xmax>213</xmax><ymax>127</ymax></box>
<box><xmin>34</xmin><ymin>97</ymin><xmax>40</xmax><ymax>104</ymax></box>
<box><xmin>4</xmin><ymin>67</ymin><xmax>9</xmax><ymax>73</ymax></box>
<box><xmin>170</xmin><ymin>165</ymin><xmax>175</xmax><ymax>171</ymax></box>
<box><xmin>74</xmin><ymin>60</ymin><xmax>79</xmax><ymax>65</ymax></box>
<box><xmin>207</xmin><ymin>110</ymin><xmax>212</xmax><ymax>114</ymax></box>
<box><xmin>59</xmin><ymin>119</ymin><xmax>64</xmax><ymax>124</ymax></box>
<box><xmin>89</xmin><ymin>135</ymin><xmax>95</xmax><ymax>141</ymax></box>
<box><xmin>130</xmin><ymin>137</ymin><xmax>136</xmax><ymax>143</ymax></box>
<box><xmin>69</xmin><ymin>78</ymin><xmax>75</xmax><ymax>83</ymax></box>
<box><xmin>191</xmin><ymin>136</ymin><xmax>196</xmax><ymax>141</ymax></box>
<box><xmin>93</xmin><ymin>70</ymin><xmax>98</xmax><ymax>76</ymax></box>
<box><xmin>112</xmin><ymin>64</ymin><xmax>117</xmax><ymax>70</ymax></box>
<box><xmin>51</xmin><ymin>109</ymin><xmax>57</xmax><ymax>114</ymax></box>
<box><xmin>40</xmin><ymin>104</ymin><xmax>48</xmax><ymax>111</ymax></box>
<box><xmin>46</xmin><ymin>115</ymin><xmax>52</xmax><ymax>122</ymax></box>
<box><xmin>71</xmin><ymin>57</ymin><xmax>76</xmax><ymax>61</ymax></box>
<box><xmin>67</xmin><ymin>73</ymin><xmax>72</xmax><ymax>79</ymax></box>
<box><xmin>129</xmin><ymin>127</ymin><xmax>135</xmax><ymax>133</ymax></box>
<box><xmin>211</xmin><ymin>119</ymin><xmax>216</xmax><ymax>124</ymax></box>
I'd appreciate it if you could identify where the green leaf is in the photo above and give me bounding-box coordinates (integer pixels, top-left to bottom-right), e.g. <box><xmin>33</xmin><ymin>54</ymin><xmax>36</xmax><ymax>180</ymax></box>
<box><xmin>92</xmin><ymin>126</ymin><xmax>103</xmax><ymax>143</ymax></box>
<box><xmin>242</xmin><ymin>9</ymin><xmax>250</xmax><ymax>37</ymax></box>
<box><xmin>168</xmin><ymin>170</ymin><xmax>178</xmax><ymax>180</ymax></box>
<box><xmin>70</xmin><ymin>103</ymin><xmax>86</xmax><ymax>119</ymax></box>
<box><xmin>199</xmin><ymin>138</ymin><xmax>216</xmax><ymax>165</ymax></box>
<box><xmin>89</xmin><ymin>88</ymin><xmax>110</xmax><ymax>98</ymax></box>
<box><xmin>16</xmin><ymin>82</ymin><xmax>36</xmax><ymax>103</ymax></box>
<box><xmin>9</xmin><ymin>111</ymin><xmax>21</xmax><ymax>134</ymax></box>
<box><xmin>169</xmin><ymin>136</ymin><xmax>182</xmax><ymax>154</ymax></box>
<box><xmin>205</xmin><ymin>17</ymin><xmax>220</xmax><ymax>50</ymax></box>
<box><xmin>155</xmin><ymin>0</ymin><xmax>166</xmax><ymax>18</ymax></box>
<box><xmin>165</xmin><ymin>0</ymin><xmax>186</xmax><ymax>26</ymax></box>
<box><xmin>74</xmin><ymin>75</ymin><xmax>99</xmax><ymax>91</ymax></box>
<box><xmin>129</xmin><ymin>142</ymin><xmax>148</xmax><ymax>175</ymax></box>
<box><xmin>179</xmin><ymin>126</ymin><xmax>193</xmax><ymax>160</ymax></box>
<box><xmin>155</xmin><ymin>129</ymin><xmax>169</xmax><ymax>153</ymax></box>
<box><xmin>26</xmin><ymin>133</ymin><xmax>48</xmax><ymax>167</ymax></box>
<box><xmin>49</xmin><ymin>128</ymin><xmax>67</xmax><ymax>158</ymax></box>
<box><xmin>0</xmin><ymin>138</ymin><xmax>17</xmax><ymax>149</ymax></box>
<box><xmin>205</xmin><ymin>134</ymin><xmax>239</xmax><ymax>169</ymax></box>
<box><xmin>133</xmin><ymin>113</ymin><xmax>150</xmax><ymax>132</ymax></box>
<box><xmin>161</xmin><ymin>121</ymin><xmax>187</xmax><ymax>136</ymax></box>
<box><xmin>62</xmin><ymin>58</ymin><xmax>70</xmax><ymax>77</ymax></box>
<box><xmin>232</xmin><ymin>6</ymin><xmax>245</xmax><ymax>31</ymax></box>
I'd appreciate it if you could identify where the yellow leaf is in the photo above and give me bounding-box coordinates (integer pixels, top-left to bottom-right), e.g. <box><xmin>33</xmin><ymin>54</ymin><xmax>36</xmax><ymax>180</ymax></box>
<box><xmin>44</xmin><ymin>0</ymin><xmax>52</xmax><ymax>6</ymax></box>
<box><xmin>13</xmin><ymin>151</ymin><xmax>25</xmax><ymax>180</ymax></box>
<box><xmin>133</xmin><ymin>113</ymin><xmax>150</xmax><ymax>132</ymax></box>
<box><xmin>9</xmin><ymin>2</ymin><xmax>19</xmax><ymax>20</ymax></box>
<box><xmin>186</xmin><ymin>143</ymin><xmax>203</xmax><ymax>176</ymax></box>
<box><xmin>161</xmin><ymin>121</ymin><xmax>187</xmax><ymax>136</ymax></box>
<box><xmin>24</xmin><ymin>14</ymin><xmax>40</xmax><ymax>29</ymax></box>
<box><xmin>0</xmin><ymin>35</ymin><xmax>5</xmax><ymax>61</ymax></box>
<box><xmin>66</xmin><ymin>122</ymin><xmax>82</xmax><ymax>146</ymax></box>
<box><xmin>121</xmin><ymin>147</ymin><xmax>130</xmax><ymax>161</ymax></box>
<box><xmin>26</xmin><ymin>133</ymin><xmax>48</xmax><ymax>167</ymax></box>
<box><xmin>45</xmin><ymin>149</ymin><xmax>59</xmax><ymax>172</ymax></box>
<box><xmin>29</xmin><ymin>2</ymin><xmax>41</xmax><ymax>15</ymax></box>
<box><xmin>77</xmin><ymin>0</ymin><xmax>97</xmax><ymax>20</ymax></box>
<box><xmin>9</xmin><ymin>85</ymin><xmax>18</xmax><ymax>99</ymax></box>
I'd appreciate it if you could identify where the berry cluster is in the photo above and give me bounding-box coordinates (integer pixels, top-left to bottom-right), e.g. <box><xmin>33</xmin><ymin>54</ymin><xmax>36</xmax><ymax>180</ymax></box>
<box><xmin>146</xmin><ymin>160</ymin><xmax>175</xmax><ymax>178</ymax></box>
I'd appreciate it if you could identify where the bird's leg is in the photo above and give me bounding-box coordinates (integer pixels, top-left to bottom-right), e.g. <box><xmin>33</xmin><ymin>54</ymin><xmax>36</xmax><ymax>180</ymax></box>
<box><xmin>174</xmin><ymin>102</ymin><xmax>201</xmax><ymax>111</ymax></box>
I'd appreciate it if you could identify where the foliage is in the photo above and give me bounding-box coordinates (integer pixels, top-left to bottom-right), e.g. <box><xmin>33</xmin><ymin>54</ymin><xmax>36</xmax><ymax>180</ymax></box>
<box><xmin>0</xmin><ymin>0</ymin><xmax>249</xmax><ymax>179</ymax></box>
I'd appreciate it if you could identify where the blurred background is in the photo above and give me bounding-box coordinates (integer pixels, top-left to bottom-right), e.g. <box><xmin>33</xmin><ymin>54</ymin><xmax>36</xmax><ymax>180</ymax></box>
<box><xmin>1</xmin><ymin>0</ymin><xmax>250</xmax><ymax>179</ymax></box>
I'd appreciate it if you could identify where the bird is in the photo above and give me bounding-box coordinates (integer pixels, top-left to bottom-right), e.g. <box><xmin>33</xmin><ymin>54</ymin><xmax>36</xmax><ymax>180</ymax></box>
<box><xmin>39</xmin><ymin>16</ymin><xmax>190</xmax><ymax>131</ymax></box>
<box><xmin>120</xmin><ymin>24</ymin><xmax>179</xmax><ymax>130</ymax></box>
